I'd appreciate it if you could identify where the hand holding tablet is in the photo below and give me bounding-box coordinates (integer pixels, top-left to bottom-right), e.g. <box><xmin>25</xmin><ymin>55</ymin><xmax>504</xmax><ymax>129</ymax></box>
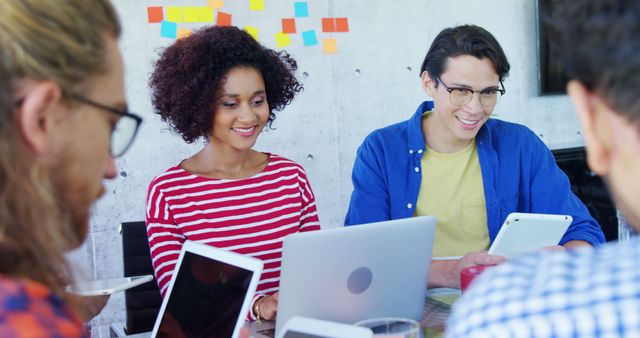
<box><xmin>488</xmin><ymin>213</ymin><xmax>572</xmax><ymax>258</ymax></box>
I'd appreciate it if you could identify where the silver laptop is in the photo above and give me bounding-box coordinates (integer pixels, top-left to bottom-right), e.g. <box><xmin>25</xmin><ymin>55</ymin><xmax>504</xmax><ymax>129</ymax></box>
<box><xmin>273</xmin><ymin>215</ymin><xmax>436</xmax><ymax>336</ymax></box>
<box><xmin>138</xmin><ymin>240</ymin><xmax>263</xmax><ymax>338</ymax></box>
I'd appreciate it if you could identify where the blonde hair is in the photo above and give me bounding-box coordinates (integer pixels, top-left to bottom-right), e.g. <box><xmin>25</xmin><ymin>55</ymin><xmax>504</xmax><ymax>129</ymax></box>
<box><xmin>0</xmin><ymin>0</ymin><xmax>120</xmax><ymax>305</ymax></box>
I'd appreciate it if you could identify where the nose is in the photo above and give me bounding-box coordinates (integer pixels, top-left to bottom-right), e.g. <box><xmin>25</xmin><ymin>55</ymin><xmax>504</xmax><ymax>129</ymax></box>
<box><xmin>104</xmin><ymin>155</ymin><xmax>118</xmax><ymax>179</ymax></box>
<box><xmin>465</xmin><ymin>92</ymin><xmax>485</xmax><ymax>115</ymax></box>
<box><xmin>238</xmin><ymin>102</ymin><xmax>259</xmax><ymax>122</ymax></box>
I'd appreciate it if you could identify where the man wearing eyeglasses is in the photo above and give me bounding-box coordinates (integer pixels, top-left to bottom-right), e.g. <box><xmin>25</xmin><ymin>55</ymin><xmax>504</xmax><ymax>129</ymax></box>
<box><xmin>0</xmin><ymin>0</ymin><xmax>144</xmax><ymax>335</ymax></box>
<box><xmin>345</xmin><ymin>24</ymin><xmax>604</xmax><ymax>288</ymax></box>
<box><xmin>447</xmin><ymin>2</ymin><xmax>640</xmax><ymax>336</ymax></box>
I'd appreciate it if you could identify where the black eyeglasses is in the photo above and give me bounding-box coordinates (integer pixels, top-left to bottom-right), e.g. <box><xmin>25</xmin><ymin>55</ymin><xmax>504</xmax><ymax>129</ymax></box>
<box><xmin>435</xmin><ymin>77</ymin><xmax>506</xmax><ymax>107</ymax></box>
<box><xmin>69</xmin><ymin>94</ymin><xmax>143</xmax><ymax>157</ymax></box>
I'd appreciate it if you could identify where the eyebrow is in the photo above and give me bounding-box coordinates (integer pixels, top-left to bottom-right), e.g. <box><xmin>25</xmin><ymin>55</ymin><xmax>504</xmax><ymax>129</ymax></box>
<box><xmin>450</xmin><ymin>82</ymin><xmax>500</xmax><ymax>91</ymax></box>
<box><xmin>114</xmin><ymin>102</ymin><xmax>129</xmax><ymax>111</ymax></box>
<box><xmin>221</xmin><ymin>90</ymin><xmax>266</xmax><ymax>98</ymax></box>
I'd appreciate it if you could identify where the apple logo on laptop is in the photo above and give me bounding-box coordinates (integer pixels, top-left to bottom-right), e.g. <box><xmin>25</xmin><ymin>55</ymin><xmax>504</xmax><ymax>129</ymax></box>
<box><xmin>347</xmin><ymin>266</ymin><xmax>373</xmax><ymax>294</ymax></box>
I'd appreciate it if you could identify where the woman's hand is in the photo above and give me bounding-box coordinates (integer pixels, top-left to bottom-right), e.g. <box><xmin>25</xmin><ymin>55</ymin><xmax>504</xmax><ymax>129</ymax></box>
<box><xmin>256</xmin><ymin>292</ymin><xmax>279</xmax><ymax>320</ymax></box>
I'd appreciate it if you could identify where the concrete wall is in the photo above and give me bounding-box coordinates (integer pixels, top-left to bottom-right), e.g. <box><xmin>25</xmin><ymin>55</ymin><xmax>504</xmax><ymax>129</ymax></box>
<box><xmin>68</xmin><ymin>0</ymin><xmax>584</xmax><ymax>335</ymax></box>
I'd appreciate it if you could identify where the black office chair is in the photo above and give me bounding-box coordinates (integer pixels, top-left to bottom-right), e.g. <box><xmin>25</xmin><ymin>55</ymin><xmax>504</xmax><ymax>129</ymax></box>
<box><xmin>120</xmin><ymin>221</ymin><xmax>162</xmax><ymax>335</ymax></box>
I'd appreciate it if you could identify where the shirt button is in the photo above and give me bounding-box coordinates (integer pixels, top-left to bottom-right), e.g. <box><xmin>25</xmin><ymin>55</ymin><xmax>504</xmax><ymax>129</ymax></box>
<box><xmin>407</xmin><ymin>203</ymin><xmax>413</xmax><ymax>209</ymax></box>
<box><xmin>414</xmin><ymin>167</ymin><xmax>420</xmax><ymax>173</ymax></box>
<box><xmin>417</xmin><ymin>149</ymin><xmax>423</xmax><ymax>154</ymax></box>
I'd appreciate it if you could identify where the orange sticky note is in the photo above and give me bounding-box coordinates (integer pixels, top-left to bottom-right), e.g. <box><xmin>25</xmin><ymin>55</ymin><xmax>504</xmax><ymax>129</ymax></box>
<box><xmin>250</xmin><ymin>0</ymin><xmax>265</xmax><ymax>11</ymax></box>
<box><xmin>177</xmin><ymin>28</ymin><xmax>193</xmax><ymax>39</ymax></box>
<box><xmin>198</xmin><ymin>6</ymin><xmax>214</xmax><ymax>22</ymax></box>
<box><xmin>275</xmin><ymin>32</ymin><xmax>292</xmax><ymax>48</ymax></box>
<box><xmin>147</xmin><ymin>6</ymin><xmax>163</xmax><ymax>23</ymax></box>
<box><xmin>217</xmin><ymin>11</ymin><xmax>232</xmax><ymax>26</ymax></box>
<box><xmin>208</xmin><ymin>0</ymin><xmax>224</xmax><ymax>10</ymax></box>
<box><xmin>183</xmin><ymin>7</ymin><xmax>199</xmax><ymax>23</ymax></box>
<box><xmin>244</xmin><ymin>26</ymin><xmax>259</xmax><ymax>41</ymax></box>
<box><xmin>335</xmin><ymin>18</ymin><xmax>349</xmax><ymax>32</ymax></box>
<box><xmin>321</xmin><ymin>18</ymin><xmax>336</xmax><ymax>33</ymax></box>
<box><xmin>282</xmin><ymin>18</ymin><xmax>296</xmax><ymax>34</ymax></box>
<box><xmin>323</xmin><ymin>38</ymin><xmax>337</xmax><ymax>54</ymax></box>
<box><xmin>166</xmin><ymin>6</ymin><xmax>183</xmax><ymax>23</ymax></box>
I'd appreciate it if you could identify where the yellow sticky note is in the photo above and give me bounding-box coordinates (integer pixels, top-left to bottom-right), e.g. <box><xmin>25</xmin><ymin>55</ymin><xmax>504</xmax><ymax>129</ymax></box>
<box><xmin>244</xmin><ymin>26</ymin><xmax>259</xmax><ymax>41</ymax></box>
<box><xmin>323</xmin><ymin>38</ymin><xmax>337</xmax><ymax>54</ymax></box>
<box><xmin>250</xmin><ymin>0</ymin><xmax>265</xmax><ymax>11</ymax></box>
<box><xmin>275</xmin><ymin>32</ymin><xmax>291</xmax><ymax>48</ymax></box>
<box><xmin>177</xmin><ymin>28</ymin><xmax>193</xmax><ymax>39</ymax></box>
<box><xmin>183</xmin><ymin>7</ymin><xmax>199</xmax><ymax>23</ymax></box>
<box><xmin>208</xmin><ymin>0</ymin><xmax>224</xmax><ymax>10</ymax></box>
<box><xmin>166</xmin><ymin>6</ymin><xmax>183</xmax><ymax>23</ymax></box>
<box><xmin>198</xmin><ymin>6</ymin><xmax>214</xmax><ymax>22</ymax></box>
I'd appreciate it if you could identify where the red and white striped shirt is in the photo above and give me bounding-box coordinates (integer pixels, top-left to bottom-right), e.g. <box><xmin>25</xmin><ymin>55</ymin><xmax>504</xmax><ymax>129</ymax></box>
<box><xmin>145</xmin><ymin>153</ymin><xmax>320</xmax><ymax>301</ymax></box>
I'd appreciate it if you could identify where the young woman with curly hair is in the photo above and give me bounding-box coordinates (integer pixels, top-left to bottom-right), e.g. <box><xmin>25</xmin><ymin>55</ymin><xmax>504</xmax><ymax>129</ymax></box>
<box><xmin>146</xmin><ymin>26</ymin><xmax>320</xmax><ymax>322</ymax></box>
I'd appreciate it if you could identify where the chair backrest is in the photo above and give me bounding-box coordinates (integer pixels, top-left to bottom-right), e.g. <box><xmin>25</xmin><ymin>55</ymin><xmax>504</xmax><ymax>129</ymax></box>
<box><xmin>121</xmin><ymin>221</ymin><xmax>162</xmax><ymax>335</ymax></box>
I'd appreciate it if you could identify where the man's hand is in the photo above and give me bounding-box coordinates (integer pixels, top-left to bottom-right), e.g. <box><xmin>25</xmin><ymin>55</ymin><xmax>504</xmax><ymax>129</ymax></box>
<box><xmin>428</xmin><ymin>251</ymin><xmax>507</xmax><ymax>288</ymax></box>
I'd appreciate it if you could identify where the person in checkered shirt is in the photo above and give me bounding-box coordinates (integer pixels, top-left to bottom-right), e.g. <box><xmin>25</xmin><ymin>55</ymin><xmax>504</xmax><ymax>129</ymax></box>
<box><xmin>446</xmin><ymin>1</ymin><xmax>640</xmax><ymax>337</ymax></box>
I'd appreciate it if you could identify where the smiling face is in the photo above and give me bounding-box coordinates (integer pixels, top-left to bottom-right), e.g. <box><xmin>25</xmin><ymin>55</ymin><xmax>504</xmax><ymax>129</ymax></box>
<box><xmin>210</xmin><ymin>66</ymin><xmax>269</xmax><ymax>151</ymax></box>
<box><xmin>423</xmin><ymin>55</ymin><xmax>501</xmax><ymax>153</ymax></box>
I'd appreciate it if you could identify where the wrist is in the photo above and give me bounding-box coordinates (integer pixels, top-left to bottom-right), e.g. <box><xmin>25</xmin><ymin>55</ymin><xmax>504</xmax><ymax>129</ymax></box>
<box><xmin>252</xmin><ymin>295</ymin><xmax>264</xmax><ymax>323</ymax></box>
<box><xmin>428</xmin><ymin>259</ymin><xmax>459</xmax><ymax>288</ymax></box>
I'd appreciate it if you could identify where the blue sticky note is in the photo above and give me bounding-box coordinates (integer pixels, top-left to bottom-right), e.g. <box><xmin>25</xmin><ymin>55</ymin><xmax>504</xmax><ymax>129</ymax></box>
<box><xmin>294</xmin><ymin>2</ymin><xmax>309</xmax><ymax>17</ymax></box>
<box><xmin>302</xmin><ymin>30</ymin><xmax>318</xmax><ymax>46</ymax></box>
<box><xmin>160</xmin><ymin>21</ymin><xmax>178</xmax><ymax>38</ymax></box>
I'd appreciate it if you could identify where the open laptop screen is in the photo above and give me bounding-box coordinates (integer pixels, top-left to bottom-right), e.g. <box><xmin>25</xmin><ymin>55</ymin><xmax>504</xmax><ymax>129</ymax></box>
<box><xmin>155</xmin><ymin>250</ymin><xmax>254</xmax><ymax>338</ymax></box>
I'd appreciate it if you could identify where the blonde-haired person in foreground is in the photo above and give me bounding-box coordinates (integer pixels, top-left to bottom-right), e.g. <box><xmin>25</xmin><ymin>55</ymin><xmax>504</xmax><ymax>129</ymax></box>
<box><xmin>0</xmin><ymin>0</ymin><xmax>142</xmax><ymax>336</ymax></box>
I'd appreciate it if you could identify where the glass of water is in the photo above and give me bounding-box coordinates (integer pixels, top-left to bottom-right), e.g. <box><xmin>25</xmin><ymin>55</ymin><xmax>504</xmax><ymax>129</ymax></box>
<box><xmin>618</xmin><ymin>209</ymin><xmax>634</xmax><ymax>242</ymax></box>
<box><xmin>354</xmin><ymin>318</ymin><xmax>423</xmax><ymax>338</ymax></box>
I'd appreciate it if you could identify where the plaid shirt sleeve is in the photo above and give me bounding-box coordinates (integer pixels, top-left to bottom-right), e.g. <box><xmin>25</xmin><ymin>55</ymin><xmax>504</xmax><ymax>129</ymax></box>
<box><xmin>445</xmin><ymin>238</ymin><xmax>640</xmax><ymax>338</ymax></box>
<box><xmin>0</xmin><ymin>277</ymin><xmax>85</xmax><ymax>338</ymax></box>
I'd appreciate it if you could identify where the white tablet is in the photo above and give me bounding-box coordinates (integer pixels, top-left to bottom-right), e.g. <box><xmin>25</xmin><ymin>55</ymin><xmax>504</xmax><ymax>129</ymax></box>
<box><xmin>65</xmin><ymin>275</ymin><xmax>153</xmax><ymax>296</ymax></box>
<box><xmin>151</xmin><ymin>240</ymin><xmax>263</xmax><ymax>338</ymax></box>
<box><xmin>488</xmin><ymin>213</ymin><xmax>572</xmax><ymax>258</ymax></box>
<box><xmin>277</xmin><ymin>316</ymin><xmax>373</xmax><ymax>338</ymax></box>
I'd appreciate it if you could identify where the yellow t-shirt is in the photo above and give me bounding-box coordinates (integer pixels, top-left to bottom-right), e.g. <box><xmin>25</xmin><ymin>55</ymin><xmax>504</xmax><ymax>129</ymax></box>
<box><xmin>414</xmin><ymin>139</ymin><xmax>489</xmax><ymax>257</ymax></box>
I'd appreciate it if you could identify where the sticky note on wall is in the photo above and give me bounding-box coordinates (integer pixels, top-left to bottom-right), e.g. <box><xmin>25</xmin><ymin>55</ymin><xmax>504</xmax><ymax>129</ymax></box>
<box><xmin>294</xmin><ymin>2</ymin><xmax>309</xmax><ymax>17</ymax></box>
<box><xmin>321</xmin><ymin>18</ymin><xmax>336</xmax><ymax>32</ymax></box>
<box><xmin>275</xmin><ymin>32</ymin><xmax>292</xmax><ymax>48</ymax></box>
<box><xmin>198</xmin><ymin>7</ymin><xmax>214</xmax><ymax>22</ymax></box>
<box><xmin>166</xmin><ymin>6</ymin><xmax>183</xmax><ymax>23</ymax></box>
<box><xmin>302</xmin><ymin>30</ymin><xmax>318</xmax><ymax>46</ymax></box>
<box><xmin>244</xmin><ymin>26</ymin><xmax>259</xmax><ymax>41</ymax></box>
<box><xmin>282</xmin><ymin>18</ymin><xmax>296</xmax><ymax>34</ymax></box>
<box><xmin>177</xmin><ymin>28</ymin><xmax>192</xmax><ymax>39</ymax></box>
<box><xmin>183</xmin><ymin>7</ymin><xmax>200</xmax><ymax>23</ymax></box>
<box><xmin>208</xmin><ymin>0</ymin><xmax>224</xmax><ymax>10</ymax></box>
<box><xmin>217</xmin><ymin>11</ymin><xmax>232</xmax><ymax>26</ymax></box>
<box><xmin>336</xmin><ymin>18</ymin><xmax>349</xmax><ymax>32</ymax></box>
<box><xmin>160</xmin><ymin>21</ymin><xmax>178</xmax><ymax>38</ymax></box>
<box><xmin>147</xmin><ymin>6</ymin><xmax>163</xmax><ymax>23</ymax></box>
<box><xmin>323</xmin><ymin>38</ymin><xmax>337</xmax><ymax>54</ymax></box>
<box><xmin>250</xmin><ymin>0</ymin><xmax>265</xmax><ymax>11</ymax></box>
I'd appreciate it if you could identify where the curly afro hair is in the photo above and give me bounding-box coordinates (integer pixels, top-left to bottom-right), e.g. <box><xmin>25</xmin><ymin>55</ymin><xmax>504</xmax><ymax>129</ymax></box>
<box><xmin>150</xmin><ymin>26</ymin><xmax>303</xmax><ymax>143</ymax></box>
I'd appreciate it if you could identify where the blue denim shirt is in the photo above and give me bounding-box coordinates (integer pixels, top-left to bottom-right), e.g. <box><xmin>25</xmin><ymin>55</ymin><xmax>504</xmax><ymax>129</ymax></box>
<box><xmin>345</xmin><ymin>101</ymin><xmax>605</xmax><ymax>246</ymax></box>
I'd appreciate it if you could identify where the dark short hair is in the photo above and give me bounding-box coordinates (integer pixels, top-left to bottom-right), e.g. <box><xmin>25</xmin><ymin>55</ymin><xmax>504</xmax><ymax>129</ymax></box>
<box><xmin>420</xmin><ymin>25</ymin><xmax>510</xmax><ymax>84</ymax></box>
<box><xmin>150</xmin><ymin>26</ymin><xmax>303</xmax><ymax>143</ymax></box>
<box><xmin>546</xmin><ymin>1</ymin><xmax>640</xmax><ymax>124</ymax></box>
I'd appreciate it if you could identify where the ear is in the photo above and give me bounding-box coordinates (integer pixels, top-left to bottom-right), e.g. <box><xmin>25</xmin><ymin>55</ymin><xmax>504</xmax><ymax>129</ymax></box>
<box><xmin>15</xmin><ymin>82</ymin><xmax>63</xmax><ymax>156</ymax></box>
<box><xmin>567</xmin><ymin>80</ymin><xmax>612</xmax><ymax>176</ymax></box>
<box><xmin>421</xmin><ymin>71</ymin><xmax>436</xmax><ymax>98</ymax></box>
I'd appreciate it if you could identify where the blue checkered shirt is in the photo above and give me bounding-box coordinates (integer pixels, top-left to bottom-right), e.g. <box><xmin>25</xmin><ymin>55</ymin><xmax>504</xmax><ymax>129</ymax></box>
<box><xmin>445</xmin><ymin>237</ymin><xmax>640</xmax><ymax>337</ymax></box>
